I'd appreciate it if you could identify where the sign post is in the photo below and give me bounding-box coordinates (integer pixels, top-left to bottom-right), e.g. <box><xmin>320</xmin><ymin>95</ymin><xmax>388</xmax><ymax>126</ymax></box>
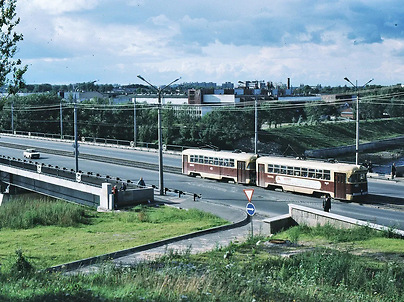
<box><xmin>243</xmin><ymin>189</ymin><xmax>255</xmax><ymax>238</ymax></box>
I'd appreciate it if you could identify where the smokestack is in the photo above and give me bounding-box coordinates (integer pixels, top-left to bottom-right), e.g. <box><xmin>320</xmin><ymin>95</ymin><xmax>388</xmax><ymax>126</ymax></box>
<box><xmin>287</xmin><ymin>78</ymin><xmax>291</xmax><ymax>90</ymax></box>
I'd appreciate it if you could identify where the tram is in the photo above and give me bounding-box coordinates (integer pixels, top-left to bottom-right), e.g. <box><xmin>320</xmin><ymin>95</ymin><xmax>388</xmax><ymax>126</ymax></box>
<box><xmin>256</xmin><ymin>156</ymin><xmax>368</xmax><ymax>200</ymax></box>
<box><xmin>182</xmin><ymin>149</ymin><xmax>257</xmax><ymax>184</ymax></box>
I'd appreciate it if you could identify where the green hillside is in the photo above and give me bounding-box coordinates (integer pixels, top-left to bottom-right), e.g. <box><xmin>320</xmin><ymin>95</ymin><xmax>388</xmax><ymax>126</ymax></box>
<box><xmin>258</xmin><ymin>117</ymin><xmax>404</xmax><ymax>156</ymax></box>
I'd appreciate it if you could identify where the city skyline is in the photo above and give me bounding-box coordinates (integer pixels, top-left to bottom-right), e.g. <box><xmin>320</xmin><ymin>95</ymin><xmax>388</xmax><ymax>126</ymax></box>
<box><xmin>16</xmin><ymin>0</ymin><xmax>404</xmax><ymax>87</ymax></box>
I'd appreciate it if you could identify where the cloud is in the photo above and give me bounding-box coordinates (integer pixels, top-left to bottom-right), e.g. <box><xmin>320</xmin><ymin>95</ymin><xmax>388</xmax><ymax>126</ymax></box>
<box><xmin>19</xmin><ymin>0</ymin><xmax>100</xmax><ymax>15</ymax></box>
<box><xmin>13</xmin><ymin>0</ymin><xmax>404</xmax><ymax>86</ymax></box>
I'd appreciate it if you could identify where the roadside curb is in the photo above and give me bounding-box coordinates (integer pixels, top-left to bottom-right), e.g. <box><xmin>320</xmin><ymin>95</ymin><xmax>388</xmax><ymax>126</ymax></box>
<box><xmin>45</xmin><ymin>202</ymin><xmax>249</xmax><ymax>274</ymax></box>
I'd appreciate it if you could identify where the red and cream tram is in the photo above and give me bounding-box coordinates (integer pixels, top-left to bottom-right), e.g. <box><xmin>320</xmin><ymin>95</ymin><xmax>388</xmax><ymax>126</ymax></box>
<box><xmin>182</xmin><ymin>149</ymin><xmax>257</xmax><ymax>184</ymax></box>
<box><xmin>256</xmin><ymin>156</ymin><xmax>368</xmax><ymax>200</ymax></box>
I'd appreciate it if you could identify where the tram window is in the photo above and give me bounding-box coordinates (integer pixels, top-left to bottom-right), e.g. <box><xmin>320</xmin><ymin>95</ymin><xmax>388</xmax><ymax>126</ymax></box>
<box><xmin>287</xmin><ymin>166</ymin><xmax>293</xmax><ymax>175</ymax></box>
<box><xmin>301</xmin><ymin>168</ymin><xmax>308</xmax><ymax>177</ymax></box>
<box><xmin>348</xmin><ymin>174</ymin><xmax>357</xmax><ymax>183</ymax></box>
<box><xmin>229</xmin><ymin>159</ymin><xmax>235</xmax><ymax>167</ymax></box>
<box><xmin>209</xmin><ymin>157</ymin><xmax>213</xmax><ymax>164</ymax></box>
<box><xmin>348</xmin><ymin>173</ymin><xmax>366</xmax><ymax>183</ymax></box>
<box><xmin>190</xmin><ymin>155</ymin><xmax>195</xmax><ymax>163</ymax></box>
<box><xmin>219</xmin><ymin>158</ymin><xmax>224</xmax><ymax>166</ymax></box>
<box><xmin>324</xmin><ymin>170</ymin><xmax>331</xmax><ymax>180</ymax></box>
<box><xmin>224</xmin><ymin>159</ymin><xmax>229</xmax><ymax>166</ymax></box>
<box><xmin>214</xmin><ymin>157</ymin><xmax>218</xmax><ymax>165</ymax></box>
<box><xmin>204</xmin><ymin>156</ymin><xmax>209</xmax><ymax>164</ymax></box>
<box><xmin>294</xmin><ymin>167</ymin><xmax>301</xmax><ymax>176</ymax></box>
<box><xmin>281</xmin><ymin>166</ymin><xmax>287</xmax><ymax>174</ymax></box>
<box><xmin>308</xmin><ymin>169</ymin><xmax>315</xmax><ymax>178</ymax></box>
<box><xmin>199</xmin><ymin>156</ymin><xmax>204</xmax><ymax>163</ymax></box>
<box><xmin>267</xmin><ymin>164</ymin><xmax>274</xmax><ymax>173</ymax></box>
<box><xmin>316</xmin><ymin>169</ymin><xmax>323</xmax><ymax>179</ymax></box>
<box><xmin>274</xmin><ymin>165</ymin><xmax>280</xmax><ymax>173</ymax></box>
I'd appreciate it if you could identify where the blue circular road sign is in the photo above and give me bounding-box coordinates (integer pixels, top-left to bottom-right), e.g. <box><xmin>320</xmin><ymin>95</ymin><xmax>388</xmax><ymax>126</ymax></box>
<box><xmin>246</xmin><ymin>203</ymin><xmax>256</xmax><ymax>216</ymax></box>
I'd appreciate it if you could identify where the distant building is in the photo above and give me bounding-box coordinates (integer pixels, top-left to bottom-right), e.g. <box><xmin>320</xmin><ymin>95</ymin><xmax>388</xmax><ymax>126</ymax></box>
<box><xmin>340</xmin><ymin>106</ymin><xmax>354</xmax><ymax>119</ymax></box>
<box><xmin>63</xmin><ymin>91</ymin><xmax>104</xmax><ymax>102</ymax></box>
<box><xmin>187</xmin><ymin>87</ymin><xmax>277</xmax><ymax>117</ymax></box>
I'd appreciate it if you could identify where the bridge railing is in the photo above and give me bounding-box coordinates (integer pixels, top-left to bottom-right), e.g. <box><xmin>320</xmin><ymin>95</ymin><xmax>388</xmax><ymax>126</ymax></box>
<box><xmin>1</xmin><ymin>130</ymin><xmax>193</xmax><ymax>153</ymax></box>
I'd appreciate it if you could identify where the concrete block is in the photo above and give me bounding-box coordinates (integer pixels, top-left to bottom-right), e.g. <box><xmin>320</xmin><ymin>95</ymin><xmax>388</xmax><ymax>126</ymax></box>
<box><xmin>263</xmin><ymin>214</ymin><xmax>298</xmax><ymax>234</ymax></box>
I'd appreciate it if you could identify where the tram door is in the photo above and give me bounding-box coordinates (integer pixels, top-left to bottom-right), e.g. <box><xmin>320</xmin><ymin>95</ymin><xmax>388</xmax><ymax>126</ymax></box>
<box><xmin>182</xmin><ymin>155</ymin><xmax>188</xmax><ymax>174</ymax></box>
<box><xmin>237</xmin><ymin>161</ymin><xmax>246</xmax><ymax>184</ymax></box>
<box><xmin>334</xmin><ymin>172</ymin><xmax>346</xmax><ymax>199</ymax></box>
<box><xmin>257</xmin><ymin>164</ymin><xmax>265</xmax><ymax>187</ymax></box>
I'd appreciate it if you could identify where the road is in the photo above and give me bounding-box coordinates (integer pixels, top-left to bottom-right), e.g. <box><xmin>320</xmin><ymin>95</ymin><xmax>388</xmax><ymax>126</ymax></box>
<box><xmin>1</xmin><ymin>134</ymin><xmax>404</xmax><ymax>230</ymax></box>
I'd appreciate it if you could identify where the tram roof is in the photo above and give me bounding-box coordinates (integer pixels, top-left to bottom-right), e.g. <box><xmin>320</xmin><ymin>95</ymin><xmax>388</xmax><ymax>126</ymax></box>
<box><xmin>256</xmin><ymin>156</ymin><xmax>366</xmax><ymax>172</ymax></box>
<box><xmin>182</xmin><ymin>149</ymin><xmax>257</xmax><ymax>161</ymax></box>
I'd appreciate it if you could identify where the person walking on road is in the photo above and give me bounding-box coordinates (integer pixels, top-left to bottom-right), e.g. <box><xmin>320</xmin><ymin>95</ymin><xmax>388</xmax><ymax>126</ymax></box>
<box><xmin>391</xmin><ymin>163</ymin><xmax>397</xmax><ymax>180</ymax></box>
<box><xmin>323</xmin><ymin>196</ymin><xmax>331</xmax><ymax>212</ymax></box>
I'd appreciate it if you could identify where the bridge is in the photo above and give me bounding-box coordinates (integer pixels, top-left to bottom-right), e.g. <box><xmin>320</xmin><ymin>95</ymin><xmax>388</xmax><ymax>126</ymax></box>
<box><xmin>0</xmin><ymin>155</ymin><xmax>154</xmax><ymax>210</ymax></box>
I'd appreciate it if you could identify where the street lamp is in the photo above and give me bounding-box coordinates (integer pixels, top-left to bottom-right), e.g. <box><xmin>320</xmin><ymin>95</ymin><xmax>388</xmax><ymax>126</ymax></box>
<box><xmin>239</xmin><ymin>81</ymin><xmax>258</xmax><ymax>154</ymax></box>
<box><xmin>137</xmin><ymin>75</ymin><xmax>181</xmax><ymax>195</ymax></box>
<box><xmin>344</xmin><ymin>77</ymin><xmax>374</xmax><ymax>165</ymax></box>
<box><xmin>73</xmin><ymin>80</ymin><xmax>98</xmax><ymax>173</ymax></box>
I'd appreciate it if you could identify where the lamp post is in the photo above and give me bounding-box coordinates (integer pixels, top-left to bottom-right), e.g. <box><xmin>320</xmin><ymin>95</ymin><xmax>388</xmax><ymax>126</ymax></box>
<box><xmin>344</xmin><ymin>77</ymin><xmax>374</xmax><ymax>165</ymax></box>
<box><xmin>137</xmin><ymin>75</ymin><xmax>181</xmax><ymax>195</ymax></box>
<box><xmin>239</xmin><ymin>81</ymin><xmax>258</xmax><ymax>154</ymax></box>
<box><xmin>72</xmin><ymin>80</ymin><xmax>97</xmax><ymax>173</ymax></box>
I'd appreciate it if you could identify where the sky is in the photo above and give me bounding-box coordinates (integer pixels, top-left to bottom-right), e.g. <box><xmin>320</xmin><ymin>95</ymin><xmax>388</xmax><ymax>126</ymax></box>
<box><xmin>14</xmin><ymin>0</ymin><xmax>404</xmax><ymax>87</ymax></box>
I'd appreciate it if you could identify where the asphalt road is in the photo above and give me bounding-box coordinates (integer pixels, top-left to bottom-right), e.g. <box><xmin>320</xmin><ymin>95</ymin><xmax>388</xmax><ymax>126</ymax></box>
<box><xmin>1</xmin><ymin>134</ymin><xmax>404</xmax><ymax>230</ymax></box>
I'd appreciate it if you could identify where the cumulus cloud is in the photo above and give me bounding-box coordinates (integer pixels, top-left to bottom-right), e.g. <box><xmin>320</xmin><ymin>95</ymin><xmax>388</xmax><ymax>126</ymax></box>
<box><xmin>13</xmin><ymin>0</ymin><xmax>404</xmax><ymax>85</ymax></box>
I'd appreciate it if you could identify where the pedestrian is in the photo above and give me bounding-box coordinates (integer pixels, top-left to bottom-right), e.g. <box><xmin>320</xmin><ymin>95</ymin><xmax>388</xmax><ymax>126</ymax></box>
<box><xmin>368</xmin><ymin>160</ymin><xmax>373</xmax><ymax>173</ymax></box>
<box><xmin>323</xmin><ymin>196</ymin><xmax>331</xmax><ymax>212</ymax></box>
<box><xmin>112</xmin><ymin>184</ymin><xmax>118</xmax><ymax>203</ymax></box>
<box><xmin>120</xmin><ymin>182</ymin><xmax>127</xmax><ymax>191</ymax></box>
<box><xmin>137</xmin><ymin>177</ymin><xmax>145</xmax><ymax>188</ymax></box>
<box><xmin>391</xmin><ymin>163</ymin><xmax>396</xmax><ymax>180</ymax></box>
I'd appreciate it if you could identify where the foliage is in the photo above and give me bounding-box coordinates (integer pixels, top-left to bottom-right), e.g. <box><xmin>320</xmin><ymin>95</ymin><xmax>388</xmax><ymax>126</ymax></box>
<box><xmin>0</xmin><ymin>197</ymin><xmax>89</xmax><ymax>229</ymax></box>
<box><xmin>1</xmin><ymin>89</ymin><xmax>404</xmax><ymax>153</ymax></box>
<box><xmin>0</xmin><ymin>0</ymin><xmax>27</xmax><ymax>95</ymax></box>
<box><xmin>0</xmin><ymin>201</ymin><xmax>228</xmax><ymax>269</ymax></box>
<box><xmin>1</xmin><ymin>229</ymin><xmax>404</xmax><ymax>301</ymax></box>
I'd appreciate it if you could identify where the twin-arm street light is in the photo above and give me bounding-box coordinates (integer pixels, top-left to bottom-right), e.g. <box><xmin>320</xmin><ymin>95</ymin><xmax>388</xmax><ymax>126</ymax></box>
<box><xmin>137</xmin><ymin>75</ymin><xmax>181</xmax><ymax>195</ymax></box>
<box><xmin>344</xmin><ymin>77</ymin><xmax>374</xmax><ymax>165</ymax></box>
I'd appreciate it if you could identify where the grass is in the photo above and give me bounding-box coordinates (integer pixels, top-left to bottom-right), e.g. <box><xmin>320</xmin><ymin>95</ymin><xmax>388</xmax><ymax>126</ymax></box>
<box><xmin>0</xmin><ymin>197</ymin><xmax>228</xmax><ymax>269</ymax></box>
<box><xmin>261</xmin><ymin>117</ymin><xmax>404</xmax><ymax>155</ymax></box>
<box><xmin>1</xmin><ymin>225</ymin><xmax>404</xmax><ymax>301</ymax></box>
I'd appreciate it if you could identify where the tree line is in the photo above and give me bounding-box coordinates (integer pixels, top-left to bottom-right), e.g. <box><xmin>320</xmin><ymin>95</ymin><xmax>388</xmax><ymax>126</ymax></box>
<box><xmin>0</xmin><ymin>89</ymin><xmax>403</xmax><ymax>151</ymax></box>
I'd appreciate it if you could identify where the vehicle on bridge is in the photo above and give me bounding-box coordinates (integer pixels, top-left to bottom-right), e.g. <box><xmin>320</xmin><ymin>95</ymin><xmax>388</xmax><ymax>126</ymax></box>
<box><xmin>23</xmin><ymin>148</ymin><xmax>40</xmax><ymax>159</ymax></box>
<box><xmin>182</xmin><ymin>149</ymin><xmax>257</xmax><ymax>184</ymax></box>
<box><xmin>182</xmin><ymin>149</ymin><xmax>368</xmax><ymax>201</ymax></box>
<box><xmin>256</xmin><ymin>156</ymin><xmax>368</xmax><ymax>200</ymax></box>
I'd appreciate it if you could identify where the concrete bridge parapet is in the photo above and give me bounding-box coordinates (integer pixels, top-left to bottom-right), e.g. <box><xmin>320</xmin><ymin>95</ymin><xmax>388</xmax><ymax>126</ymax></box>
<box><xmin>263</xmin><ymin>204</ymin><xmax>404</xmax><ymax>237</ymax></box>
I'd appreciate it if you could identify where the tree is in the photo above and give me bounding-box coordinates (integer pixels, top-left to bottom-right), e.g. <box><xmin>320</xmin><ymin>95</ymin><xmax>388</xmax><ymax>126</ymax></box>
<box><xmin>0</xmin><ymin>0</ymin><xmax>27</xmax><ymax>95</ymax></box>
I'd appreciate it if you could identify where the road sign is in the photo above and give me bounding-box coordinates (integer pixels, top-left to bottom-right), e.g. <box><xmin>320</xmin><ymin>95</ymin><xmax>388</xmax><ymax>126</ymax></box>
<box><xmin>243</xmin><ymin>189</ymin><xmax>254</xmax><ymax>202</ymax></box>
<box><xmin>246</xmin><ymin>202</ymin><xmax>256</xmax><ymax>216</ymax></box>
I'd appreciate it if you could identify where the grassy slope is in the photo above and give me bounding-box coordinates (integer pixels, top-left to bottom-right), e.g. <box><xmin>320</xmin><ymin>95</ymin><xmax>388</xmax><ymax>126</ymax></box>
<box><xmin>1</xmin><ymin>225</ymin><xmax>404</xmax><ymax>301</ymax></box>
<box><xmin>260</xmin><ymin>117</ymin><xmax>404</xmax><ymax>154</ymax></box>
<box><xmin>0</xmin><ymin>205</ymin><xmax>228</xmax><ymax>269</ymax></box>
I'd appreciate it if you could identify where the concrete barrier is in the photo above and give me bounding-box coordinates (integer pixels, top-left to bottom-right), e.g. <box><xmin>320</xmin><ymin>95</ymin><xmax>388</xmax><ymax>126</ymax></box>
<box><xmin>263</xmin><ymin>204</ymin><xmax>404</xmax><ymax>237</ymax></box>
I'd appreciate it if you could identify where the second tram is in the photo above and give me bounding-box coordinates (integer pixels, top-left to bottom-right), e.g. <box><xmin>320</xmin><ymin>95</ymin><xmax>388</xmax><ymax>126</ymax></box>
<box><xmin>256</xmin><ymin>156</ymin><xmax>368</xmax><ymax>200</ymax></box>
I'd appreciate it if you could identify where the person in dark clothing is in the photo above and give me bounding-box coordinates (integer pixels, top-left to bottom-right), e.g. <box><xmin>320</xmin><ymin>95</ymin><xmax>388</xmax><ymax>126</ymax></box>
<box><xmin>137</xmin><ymin>177</ymin><xmax>145</xmax><ymax>187</ymax></box>
<box><xmin>120</xmin><ymin>182</ymin><xmax>127</xmax><ymax>191</ymax></box>
<box><xmin>323</xmin><ymin>196</ymin><xmax>331</xmax><ymax>212</ymax></box>
<box><xmin>391</xmin><ymin>163</ymin><xmax>396</xmax><ymax>179</ymax></box>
